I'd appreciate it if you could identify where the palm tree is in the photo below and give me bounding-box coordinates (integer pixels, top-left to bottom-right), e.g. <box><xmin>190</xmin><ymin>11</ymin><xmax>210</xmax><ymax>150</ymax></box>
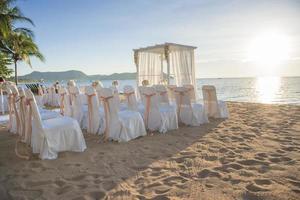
<box><xmin>0</xmin><ymin>52</ymin><xmax>13</xmax><ymax>78</ymax></box>
<box><xmin>6</xmin><ymin>32</ymin><xmax>44</xmax><ymax>84</ymax></box>
<box><xmin>0</xmin><ymin>0</ymin><xmax>43</xmax><ymax>84</ymax></box>
<box><xmin>0</xmin><ymin>0</ymin><xmax>34</xmax><ymax>37</ymax></box>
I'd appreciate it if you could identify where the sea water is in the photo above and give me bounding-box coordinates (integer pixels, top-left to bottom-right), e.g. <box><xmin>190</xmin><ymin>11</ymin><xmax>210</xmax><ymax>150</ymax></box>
<box><xmin>29</xmin><ymin>76</ymin><xmax>300</xmax><ymax>105</ymax></box>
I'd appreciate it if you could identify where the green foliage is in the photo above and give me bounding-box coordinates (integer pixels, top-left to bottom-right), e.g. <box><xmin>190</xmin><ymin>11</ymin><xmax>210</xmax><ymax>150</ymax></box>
<box><xmin>0</xmin><ymin>52</ymin><xmax>13</xmax><ymax>78</ymax></box>
<box><xmin>0</xmin><ymin>0</ymin><xmax>44</xmax><ymax>84</ymax></box>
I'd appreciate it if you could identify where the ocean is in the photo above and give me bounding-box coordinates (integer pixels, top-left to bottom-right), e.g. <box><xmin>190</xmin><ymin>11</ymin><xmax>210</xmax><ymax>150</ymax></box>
<box><xmin>38</xmin><ymin>76</ymin><xmax>300</xmax><ymax>105</ymax></box>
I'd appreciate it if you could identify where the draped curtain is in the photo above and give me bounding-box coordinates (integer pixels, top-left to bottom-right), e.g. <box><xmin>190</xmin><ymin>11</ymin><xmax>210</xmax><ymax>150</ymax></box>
<box><xmin>137</xmin><ymin>52</ymin><xmax>162</xmax><ymax>86</ymax></box>
<box><xmin>170</xmin><ymin>49</ymin><xmax>196</xmax><ymax>88</ymax></box>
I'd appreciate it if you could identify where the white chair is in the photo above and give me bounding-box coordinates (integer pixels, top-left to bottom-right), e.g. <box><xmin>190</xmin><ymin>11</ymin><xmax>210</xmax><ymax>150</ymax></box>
<box><xmin>202</xmin><ymin>85</ymin><xmax>229</xmax><ymax>118</ymax></box>
<box><xmin>154</xmin><ymin>85</ymin><xmax>170</xmax><ymax>105</ymax></box>
<box><xmin>25</xmin><ymin>89</ymin><xmax>86</xmax><ymax>160</ymax></box>
<box><xmin>100</xmin><ymin>88</ymin><xmax>146</xmax><ymax>142</ymax></box>
<box><xmin>140</xmin><ymin>87</ymin><xmax>178</xmax><ymax>133</ymax></box>
<box><xmin>49</xmin><ymin>86</ymin><xmax>59</xmax><ymax>107</ymax></box>
<box><xmin>69</xmin><ymin>86</ymin><xmax>84</xmax><ymax>124</ymax></box>
<box><xmin>174</xmin><ymin>86</ymin><xmax>209</xmax><ymax>126</ymax></box>
<box><xmin>183</xmin><ymin>84</ymin><xmax>197</xmax><ymax>103</ymax></box>
<box><xmin>123</xmin><ymin>85</ymin><xmax>138</xmax><ymax>111</ymax></box>
<box><xmin>5</xmin><ymin>88</ymin><xmax>14</xmax><ymax>131</ymax></box>
<box><xmin>7</xmin><ymin>85</ymin><xmax>20</xmax><ymax>134</ymax></box>
<box><xmin>35</xmin><ymin>85</ymin><xmax>44</xmax><ymax>107</ymax></box>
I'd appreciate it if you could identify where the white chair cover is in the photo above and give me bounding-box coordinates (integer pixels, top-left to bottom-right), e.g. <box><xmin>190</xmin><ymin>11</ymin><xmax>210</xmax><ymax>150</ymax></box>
<box><xmin>25</xmin><ymin>89</ymin><xmax>86</xmax><ymax>160</ymax></box>
<box><xmin>202</xmin><ymin>85</ymin><xmax>229</xmax><ymax>118</ymax></box>
<box><xmin>174</xmin><ymin>87</ymin><xmax>209</xmax><ymax>126</ymax></box>
<box><xmin>5</xmin><ymin>88</ymin><xmax>14</xmax><ymax>131</ymax></box>
<box><xmin>8</xmin><ymin>85</ymin><xmax>20</xmax><ymax>135</ymax></box>
<box><xmin>100</xmin><ymin>88</ymin><xmax>146</xmax><ymax>142</ymax></box>
<box><xmin>48</xmin><ymin>87</ymin><xmax>59</xmax><ymax>107</ymax></box>
<box><xmin>35</xmin><ymin>85</ymin><xmax>44</xmax><ymax>107</ymax></box>
<box><xmin>183</xmin><ymin>84</ymin><xmax>196</xmax><ymax>103</ymax></box>
<box><xmin>85</xmin><ymin>86</ymin><xmax>101</xmax><ymax>134</ymax></box>
<box><xmin>69</xmin><ymin>86</ymin><xmax>84</xmax><ymax>124</ymax></box>
<box><xmin>123</xmin><ymin>85</ymin><xmax>138</xmax><ymax>111</ymax></box>
<box><xmin>140</xmin><ymin>87</ymin><xmax>178</xmax><ymax>133</ymax></box>
<box><xmin>154</xmin><ymin>85</ymin><xmax>170</xmax><ymax>105</ymax></box>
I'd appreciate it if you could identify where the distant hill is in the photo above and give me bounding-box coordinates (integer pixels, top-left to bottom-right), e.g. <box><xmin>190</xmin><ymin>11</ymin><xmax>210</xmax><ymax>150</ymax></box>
<box><xmin>19</xmin><ymin>70</ymin><xmax>136</xmax><ymax>81</ymax></box>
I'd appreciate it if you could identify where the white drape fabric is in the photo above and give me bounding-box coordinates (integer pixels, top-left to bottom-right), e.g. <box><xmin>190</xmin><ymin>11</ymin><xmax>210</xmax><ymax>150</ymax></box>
<box><xmin>169</xmin><ymin>49</ymin><xmax>196</xmax><ymax>96</ymax></box>
<box><xmin>18</xmin><ymin>88</ymin><xmax>27</xmax><ymax>140</ymax></box>
<box><xmin>25</xmin><ymin>89</ymin><xmax>86</xmax><ymax>160</ymax></box>
<box><xmin>174</xmin><ymin>87</ymin><xmax>209</xmax><ymax>126</ymax></box>
<box><xmin>123</xmin><ymin>85</ymin><xmax>138</xmax><ymax>111</ymax></box>
<box><xmin>110</xmin><ymin>86</ymin><xmax>120</xmax><ymax>111</ymax></box>
<box><xmin>100</xmin><ymin>88</ymin><xmax>146</xmax><ymax>142</ymax></box>
<box><xmin>9</xmin><ymin>85</ymin><xmax>20</xmax><ymax>135</ymax></box>
<box><xmin>137</xmin><ymin>52</ymin><xmax>162</xmax><ymax>86</ymax></box>
<box><xmin>45</xmin><ymin>87</ymin><xmax>60</xmax><ymax>107</ymax></box>
<box><xmin>202</xmin><ymin>85</ymin><xmax>229</xmax><ymax>118</ymax></box>
<box><xmin>69</xmin><ymin>86</ymin><xmax>84</xmax><ymax>124</ymax></box>
<box><xmin>140</xmin><ymin>87</ymin><xmax>178</xmax><ymax>133</ymax></box>
<box><xmin>154</xmin><ymin>85</ymin><xmax>170</xmax><ymax>105</ymax></box>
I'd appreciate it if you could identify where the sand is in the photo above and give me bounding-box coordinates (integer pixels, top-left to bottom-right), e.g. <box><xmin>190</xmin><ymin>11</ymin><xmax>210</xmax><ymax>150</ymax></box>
<box><xmin>0</xmin><ymin>102</ymin><xmax>299</xmax><ymax>200</ymax></box>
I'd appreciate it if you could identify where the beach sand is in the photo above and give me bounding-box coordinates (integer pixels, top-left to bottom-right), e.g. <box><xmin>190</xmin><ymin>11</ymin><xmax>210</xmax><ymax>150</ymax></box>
<box><xmin>0</xmin><ymin>102</ymin><xmax>299</xmax><ymax>200</ymax></box>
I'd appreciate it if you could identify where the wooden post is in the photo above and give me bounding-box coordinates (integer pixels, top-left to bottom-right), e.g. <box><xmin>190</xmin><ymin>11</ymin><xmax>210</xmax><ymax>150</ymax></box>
<box><xmin>164</xmin><ymin>45</ymin><xmax>170</xmax><ymax>84</ymax></box>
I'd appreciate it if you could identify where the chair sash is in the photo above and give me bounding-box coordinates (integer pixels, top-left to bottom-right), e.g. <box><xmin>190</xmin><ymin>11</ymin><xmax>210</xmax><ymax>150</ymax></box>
<box><xmin>25</xmin><ymin>98</ymin><xmax>34</xmax><ymax>145</ymax></box>
<box><xmin>18</xmin><ymin>96</ymin><xmax>26</xmax><ymax>139</ymax></box>
<box><xmin>100</xmin><ymin>95</ymin><xmax>114</xmax><ymax>140</ymax></box>
<box><xmin>7</xmin><ymin>94</ymin><xmax>13</xmax><ymax>130</ymax></box>
<box><xmin>60</xmin><ymin>93</ymin><xmax>66</xmax><ymax>115</ymax></box>
<box><xmin>14</xmin><ymin>98</ymin><xmax>33</xmax><ymax>160</ymax></box>
<box><xmin>12</xmin><ymin>93</ymin><xmax>21</xmax><ymax>134</ymax></box>
<box><xmin>124</xmin><ymin>91</ymin><xmax>138</xmax><ymax>111</ymax></box>
<box><xmin>38</xmin><ymin>86</ymin><xmax>43</xmax><ymax>96</ymax></box>
<box><xmin>69</xmin><ymin>92</ymin><xmax>77</xmax><ymax>106</ymax></box>
<box><xmin>142</xmin><ymin>93</ymin><xmax>155</xmax><ymax>129</ymax></box>
<box><xmin>86</xmin><ymin>93</ymin><xmax>96</xmax><ymax>134</ymax></box>
<box><xmin>175</xmin><ymin>89</ymin><xmax>193</xmax><ymax>124</ymax></box>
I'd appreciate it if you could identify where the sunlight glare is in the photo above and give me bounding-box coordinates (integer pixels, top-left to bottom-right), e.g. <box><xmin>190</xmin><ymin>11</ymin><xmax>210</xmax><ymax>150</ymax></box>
<box><xmin>255</xmin><ymin>76</ymin><xmax>281</xmax><ymax>104</ymax></box>
<box><xmin>247</xmin><ymin>31</ymin><xmax>291</xmax><ymax>66</ymax></box>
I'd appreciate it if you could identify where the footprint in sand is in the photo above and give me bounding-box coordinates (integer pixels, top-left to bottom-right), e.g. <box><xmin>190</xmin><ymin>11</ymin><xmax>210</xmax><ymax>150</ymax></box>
<box><xmin>54</xmin><ymin>179</ymin><xmax>67</xmax><ymax>187</ymax></box>
<box><xmin>26</xmin><ymin>180</ymin><xmax>53</xmax><ymax>187</ymax></box>
<box><xmin>162</xmin><ymin>176</ymin><xmax>188</xmax><ymax>186</ymax></box>
<box><xmin>83</xmin><ymin>191</ymin><xmax>106</xmax><ymax>199</ymax></box>
<box><xmin>203</xmin><ymin>155</ymin><xmax>218</xmax><ymax>161</ymax></box>
<box><xmin>246</xmin><ymin>183</ymin><xmax>269</xmax><ymax>192</ymax></box>
<box><xmin>288</xmin><ymin>179</ymin><xmax>300</xmax><ymax>188</ymax></box>
<box><xmin>102</xmin><ymin>180</ymin><xmax>117</xmax><ymax>191</ymax></box>
<box><xmin>237</xmin><ymin>159</ymin><xmax>269</xmax><ymax>166</ymax></box>
<box><xmin>151</xmin><ymin>195</ymin><xmax>170</xmax><ymax>200</ymax></box>
<box><xmin>198</xmin><ymin>169</ymin><xmax>222</xmax><ymax>179</ymax></box>
<box><xmin>254</xmin><ymin>179</ymin><xmax>272</xmax><ymax>185</ymax></box>
<box><xmin>55</xmin><ymin>185</ymin><xmax>74</xmax><ymax>195</ymax></box>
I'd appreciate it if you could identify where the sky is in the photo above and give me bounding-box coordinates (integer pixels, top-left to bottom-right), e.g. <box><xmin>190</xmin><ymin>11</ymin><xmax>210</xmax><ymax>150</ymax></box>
<box><xmin>14</xmin><ymin>0</ymin><xmax>300</xmax><ymax>78</ymax></box>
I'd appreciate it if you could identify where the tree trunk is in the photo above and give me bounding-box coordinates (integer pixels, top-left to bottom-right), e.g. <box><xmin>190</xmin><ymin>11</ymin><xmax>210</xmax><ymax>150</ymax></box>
<box><xmin>14</xmin><ymin>60</ymin><xmax>18</xmax><ymax>85</ymax></box>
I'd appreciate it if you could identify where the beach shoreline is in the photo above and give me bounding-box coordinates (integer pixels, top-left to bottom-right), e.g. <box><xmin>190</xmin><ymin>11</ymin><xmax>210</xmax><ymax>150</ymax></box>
<box><xmin>0</xmin><ymin>102</ymin><xmax>299</xmax><ymax>200</ymax></box>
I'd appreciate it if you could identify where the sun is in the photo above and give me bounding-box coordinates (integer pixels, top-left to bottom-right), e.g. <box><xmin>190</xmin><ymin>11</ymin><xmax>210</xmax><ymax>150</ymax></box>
<box><xmin>247</xmin><ymin>31</ymin><xmax>291</xmax><ymax>66</ymax></box>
